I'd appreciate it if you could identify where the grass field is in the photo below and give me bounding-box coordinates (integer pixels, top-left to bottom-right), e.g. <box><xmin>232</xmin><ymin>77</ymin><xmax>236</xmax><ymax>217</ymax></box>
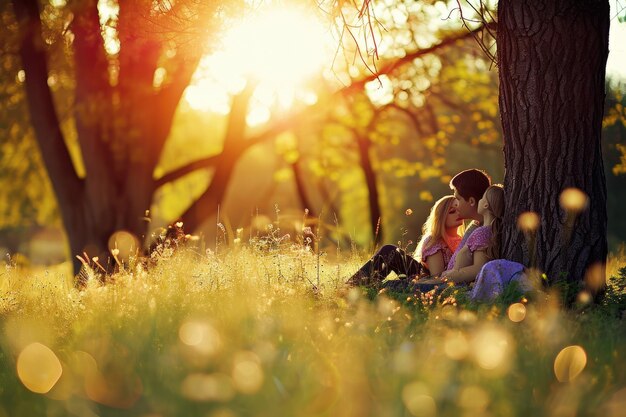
<box><xmin>1</xmin><ymin>237</ymin><xmax>625</xmax><ymax>417</ymax></box>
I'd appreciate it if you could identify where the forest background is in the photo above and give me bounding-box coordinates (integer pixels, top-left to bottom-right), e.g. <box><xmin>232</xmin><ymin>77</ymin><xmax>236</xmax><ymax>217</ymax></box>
<box><xmin>1</xmin><ymin>0</ymin><xmax>625</xmax><ymax>267</ymax></box>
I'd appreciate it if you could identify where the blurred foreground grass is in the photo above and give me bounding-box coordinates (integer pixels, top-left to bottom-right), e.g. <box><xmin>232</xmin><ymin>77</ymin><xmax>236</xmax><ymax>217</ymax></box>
<box><xmin>1</xmin><ymin>239</ymin><xmax>625</xmax><ymax>417</ymax></box>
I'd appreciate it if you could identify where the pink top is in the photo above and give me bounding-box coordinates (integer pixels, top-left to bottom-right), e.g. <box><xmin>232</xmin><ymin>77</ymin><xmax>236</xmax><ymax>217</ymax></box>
<box><xmin>418</xmin><ymin>235</ymin><xmax>461</xmax><ymax>269</ymax></box>
<box><xmin>447</xmin><ymin>225</ymin><xmax>492</xmax><ymax>270</ymax></box>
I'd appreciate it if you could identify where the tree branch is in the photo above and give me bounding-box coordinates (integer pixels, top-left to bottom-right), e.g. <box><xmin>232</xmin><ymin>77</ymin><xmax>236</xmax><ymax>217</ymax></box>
<box><xmin>155</xmin><ymin>155</ymin><xmax>219</xmax><ymax>188</ymax></box>
<box><xmin>152</xmin><ymin>52</ymin><xmax>203</xmax><ymax>159</ymax></box>
<box><xmin>343</xmin><ymin>23</ymin><xmax>494</xmax><ymax>94</ymax></box>
<box><xmin>155</xmin><ymin>24</ymin><xmax>492</xmax><ymax>188</ymax></box>
<box><xmin>156</xmin><ymin>108</ymin><xmax>301</xmax><ymax>187</ymax></box>
<box><xmin>177</xmin><ymin>82</ymin><xmax>257</xmax><ymax>232</ymax></box>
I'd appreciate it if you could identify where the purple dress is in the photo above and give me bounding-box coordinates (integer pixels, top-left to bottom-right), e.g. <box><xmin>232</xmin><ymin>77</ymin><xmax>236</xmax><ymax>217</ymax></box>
<box><xmin>447</xmin><ymin>225</ymin><xmax>492</xmax><ymax>270</ymax></box>
<box><xmin>470</xmin><ymin>259</ymin><xmax>530</xmax><ymax>301</ymax></box>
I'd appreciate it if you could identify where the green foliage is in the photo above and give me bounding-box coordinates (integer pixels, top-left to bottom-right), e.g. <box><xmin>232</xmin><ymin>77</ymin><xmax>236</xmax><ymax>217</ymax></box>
<box><xmin>600</xmin><ymin>266</ymin><xmax>626</xmax><ymax>317</ymax></box>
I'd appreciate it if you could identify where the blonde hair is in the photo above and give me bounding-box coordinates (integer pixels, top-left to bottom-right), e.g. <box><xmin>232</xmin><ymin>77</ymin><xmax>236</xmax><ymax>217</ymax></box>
<box><xmin>415</xmin><ymin>195</ymin><xmax>461</xmax><ymax>262</ymax></box>
<box><xmin>483</xmin><ymin>184</ymin><xmax>505</xmax><ymax>259</ymax></box>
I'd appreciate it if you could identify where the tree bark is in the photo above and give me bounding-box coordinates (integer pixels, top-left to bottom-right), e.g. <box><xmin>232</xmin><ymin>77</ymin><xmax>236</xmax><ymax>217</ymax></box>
<box><xmin>13</xmin><ymin>0</ymin><xmax>88</xmax><ymax>273</ymax></box>
<box><xmin>13</xmin><ymin>0</ymin><xmax>195</xmax><ymax>274</ymax></box>
<box><xmin>498</xmin><ymin>0</ymin><xmax>609</xmax><ymax>289</ymax></box>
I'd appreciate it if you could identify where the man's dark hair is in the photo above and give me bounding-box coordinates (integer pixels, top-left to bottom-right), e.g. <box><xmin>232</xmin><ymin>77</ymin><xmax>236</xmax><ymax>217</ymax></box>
<box><xmin>449</xmin><ymin>169</ymin><xmax>491</xmax><ymax>202</ymax></box>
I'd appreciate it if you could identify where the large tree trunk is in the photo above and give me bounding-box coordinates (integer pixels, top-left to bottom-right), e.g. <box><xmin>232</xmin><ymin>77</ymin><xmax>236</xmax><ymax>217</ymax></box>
<box><xmin>14</xmin><ymin>0</ymin><xmax>198</xmax><ymax>274</ymax></box>
<box><xmin>498</xmin><ymin>0</ymin><xmax>609</xmax><ymax>290</ymax></box>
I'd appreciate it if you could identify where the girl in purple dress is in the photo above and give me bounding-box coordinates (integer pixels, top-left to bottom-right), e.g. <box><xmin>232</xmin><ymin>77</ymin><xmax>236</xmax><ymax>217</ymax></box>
<box><xmin>470</xmin><ymin>259</ymin><xmax>529</xmax><ymax>301</ymax></box>
<box><xmin>456</xmin><ymin>186</ymin><xmax>531</xmax><ymax>301</ymax></box>
<box><xmin>440</xmin><ymin>184</ymin><xmax>504</xmax><ymax>284</ymax></box>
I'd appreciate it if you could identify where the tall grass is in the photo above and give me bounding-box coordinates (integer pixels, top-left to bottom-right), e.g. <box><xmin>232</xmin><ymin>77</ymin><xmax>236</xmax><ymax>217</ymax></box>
<box><xmin>0</xmin><ymin>238</ymin><xmax>625</xmax><ymax>417</ymax></box>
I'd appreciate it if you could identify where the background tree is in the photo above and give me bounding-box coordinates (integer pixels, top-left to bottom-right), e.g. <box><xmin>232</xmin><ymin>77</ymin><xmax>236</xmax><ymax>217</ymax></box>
<box><xmin>10</xmin><ymin>0</ymin><xmax>309</xmax><ymax>272</ymax></box>
<box><xmin>11</xmin><ymin>0</ymin><xmax>231</xmax><ymax>272</ymax></box>
<box><xmin>7</xmin><ymin>0</ymin><xmax>493</xmax><ymax>270</ymax></box>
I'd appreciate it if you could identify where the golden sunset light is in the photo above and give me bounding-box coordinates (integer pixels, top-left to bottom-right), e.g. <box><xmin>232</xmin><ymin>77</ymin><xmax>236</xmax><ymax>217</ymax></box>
<box><xmin>184</xmin><ymin>5</ymin><xmax>332</xmax><ymax>125</ymax></box>
<box><xmin>3</xmin><ymin>1</ymin><xmax>626</xmax><ymax>416</ymax></box>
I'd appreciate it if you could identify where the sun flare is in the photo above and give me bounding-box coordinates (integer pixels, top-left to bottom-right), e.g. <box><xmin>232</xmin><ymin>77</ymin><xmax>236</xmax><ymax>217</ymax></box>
<box><xmin>185</xmin><ymin>6</ymin><xmax>332</xmax><ymax>125</ymax></box>
<box><xmin>221</xmin><ymin>8</ymin><xmax>328</xmax><ymax>86</ymax></box>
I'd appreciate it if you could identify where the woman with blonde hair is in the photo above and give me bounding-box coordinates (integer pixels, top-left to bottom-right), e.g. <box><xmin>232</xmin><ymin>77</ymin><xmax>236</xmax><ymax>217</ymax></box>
<box><xmin>414</xmin><ymin>195</ymin><xmax>464</xmax><ymax>274</ymax></box>
<box><xmin>346</xmin><ymin>195</ymin><xmax>463</xmax><ymax>286</ymax></box>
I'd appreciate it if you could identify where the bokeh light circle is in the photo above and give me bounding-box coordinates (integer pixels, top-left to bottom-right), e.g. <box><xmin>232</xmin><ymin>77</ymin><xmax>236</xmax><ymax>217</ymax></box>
<box><xmin>181</xmin><ymin>373</ymin><xmax>235</xmax><ymax>402</ymax></box>
<box><xmin>444</xmin><ymin>331</ymin><xmax>469</xmax><ymax>360</ymax></box>
<box><xmin>507</xmin><ymin>303</ymin><xmax>527</xmax><ymax>322</ymax></box>
<box><xmin>517</xmin><ymin>211</ymin><xmax>540</xmax><ymax>232</ymax></box>
<box><xmin>559</xmin><ymin>188</ymin><xmax>588</xmax><ymax>212</ymax></box>
<box><xmin>472</xmin><ymin>327</ymin><xmax>512</xmax><ymax>371</ymax></box>
<box><xmin>402</xmin><ymin>381</ymin><xmax>436</xmax><ymax>417</ymax></box>
<box><xmin>179</xmin><ymin>320</ymin><xmax>222</xmax><ymax>356</ymax></box>
<box><xmin>108</xmin><ymin>230</ymin><xmax>139</xmax><ymax>259</ymax></box>
<box><xmin>584</xmin><ymin>263</ymin><xmax>605</xmax><ymax>292</ymax></box>
<box><xmin>458</xmin><ymin>385</ymin><xmax>490</xmax><ymax>411</ymax></box>
<box><xmin>554</xmin><ymin>345</ymin><xmax>587</xmax><ymax>382</ymax></box>
<box><xmin>232</xmin><ymin>351</ymin><xmax>264</xmax><ymax>394</ymax></box>
<box><xmin>17</xmin><ymin>343</ymin><xmax>63</xmax><ymax>394</ymax></box>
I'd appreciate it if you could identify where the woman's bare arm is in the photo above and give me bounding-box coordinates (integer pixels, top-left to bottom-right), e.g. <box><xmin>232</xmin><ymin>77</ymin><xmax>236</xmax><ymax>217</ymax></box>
<box><xmin>442</xmin><ymin>250</ymin><xmax>490</xmax><ymax>283</ymax></box>
<box><xmin>423</xmin><ymin>252</ymin><xmax>445</xmax><ymax>276</ymax></box>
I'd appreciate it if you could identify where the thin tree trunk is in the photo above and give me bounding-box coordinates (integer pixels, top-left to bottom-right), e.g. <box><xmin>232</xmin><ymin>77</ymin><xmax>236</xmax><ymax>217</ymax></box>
<box><xmin>354</xmin><ymin>133</ymin><xmax>383</xmax><ymax>244</ymax></box>
<box><xmin>291</xmin><ymin>159</ymin><xmax>316</xmax><ymax>218</ymax></box>
<box><xmin>316</xmin><ymin>179</ymin><xmax>341</xmax><ymax>221</ymax></box>
<box><xmin>498</xmin><ymin>0</ymin><xmax>609</xmax><ymax>290</ymax></box>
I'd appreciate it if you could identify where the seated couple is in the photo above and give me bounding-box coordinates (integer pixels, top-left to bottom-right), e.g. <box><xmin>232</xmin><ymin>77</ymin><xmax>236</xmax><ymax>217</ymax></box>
<box><xmin>347</xmin><ymin>169</ymin><xmax>527</xmax><ymax>299</ymax></box>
